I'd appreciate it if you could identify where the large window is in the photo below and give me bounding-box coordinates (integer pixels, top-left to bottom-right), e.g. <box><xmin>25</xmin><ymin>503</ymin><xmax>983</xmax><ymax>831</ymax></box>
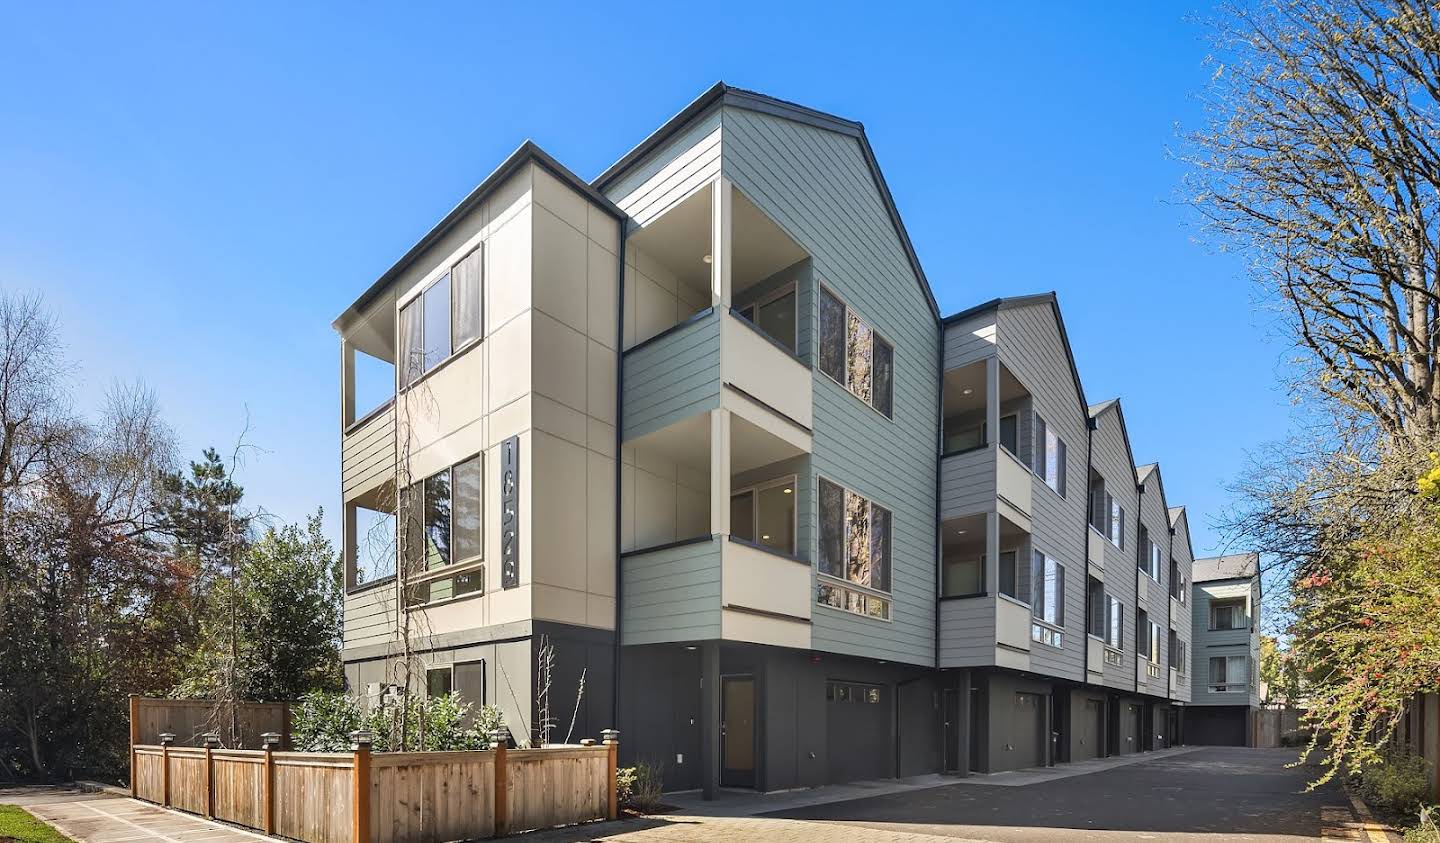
<box><xmin>404</xmin><ymin>454</ymin><xmax>483</xmax><ymax>607</ymax></box>
<box><xmin>1210</xmin><ymin>598</ymin><xmax>1245</xmax><ymax>630</ymax></box>
<box><xmin>426</xmin><ymin>667</ymin><xmax>452</xmax><ymax>698</ymax></box>
<box><xmin>818</xmin><ymin>287</ymin><xmax>894</xmax><ymax>418</ymax></box>
<box><xmin>1169</xmin><ymin>558</ymin><xmax>1188</xmax><ymax>603</ymax></box>
<box><xmin>1030</xmin><ymin>551</ymin><xmax>1064</xmax><ymax>647</ymax></box>
<box><xmin>1032</xmin><ymin>414</ymin><xmax>1066</xmax><ymax>497</ymax></box>
<box><xmin>737</xmin><ymin>284</ymin><xmax>798</xmax><ymax>354</ymax></box>
<box><xmin>1208</xmin><ymin>655</ymin><xmax>1249</xmax><ymax>692</ymax></box>
<box><xmin>399</xmin><ymin>245</ymin><xmax>483</xmax><ymax>388</ymax></box>
<box><xmin>817</xmin><ymin>477</ymin><xmax>892</xmax><ymax>619</ymax></box>
<box><xmin>730</xmin><ymin>476</ymin><xmax>797</xmax><ymax>555</ymax></box>
<box><xmin>1169</xmin><ymin>630</ymin><xmax>1187</xmax><ymax>674</ymax></box>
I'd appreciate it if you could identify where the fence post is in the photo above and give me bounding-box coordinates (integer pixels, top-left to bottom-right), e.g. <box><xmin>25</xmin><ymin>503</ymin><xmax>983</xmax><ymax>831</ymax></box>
<box><xmin>350</xmin><ymin>730</ymin><xmax>372</xmax><ymax>843</ymax></box>
<box><xmin>203</xmin><ymin>732</ymin><xmax>220</xmax><ymax>818</ymax></box>
<box><xmin>491</xmin><ymin>726</ymin><xmax>511</xmax><ymax>837</ymax></box>
<box><xmin>601</xmin><ymin>729</ymin><xmax>620</xmax><ymax>821</ymax></box>
<box><xmin>128</xmin><ymin>695</ymin><xmax>140</xmax><ymax>798</ymax></box>
<box><xmin>261</xmin><ymin>732</ymin><xmax>279</xmax><ymax>835</ymax></box>
<box><xmin>159</xmin><ymin>733</ymin><xmax>175</xmax><ymax>808</ymax></box>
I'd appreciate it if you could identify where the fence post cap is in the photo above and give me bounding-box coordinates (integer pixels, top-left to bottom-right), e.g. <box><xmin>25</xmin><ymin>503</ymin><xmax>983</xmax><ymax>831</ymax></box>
<box><xmin>202</xmin><ymin>732</ymin><xmax>221</xmax><ymax>748</ymax></box>
<box><xmin>158</xmin><ymin>733</ymin><xmax>176</xmax><ymax>745</ymax></box>
<box><xmin>489</xmin><ymin>725</ymin><xmax>512</xmax><ymax>747</ymax></box>
<box><xmin>580</xmin><ymin>738</ymin><xmax>596</xmax><ymax>747</ymax></box>
<box><xmin>349</xmin><ymin>730</ymin><xmax>373</xmax><ymax>750</ymax></box>
<box><xmin>260</xmin><ymin>731</ymin><xmax>282</xmax><ymax>748</ymax></box>
<box><xmin>601</xmin><ymin>728</ymin><xmax>620</xmax><ymax>745</ymax></box>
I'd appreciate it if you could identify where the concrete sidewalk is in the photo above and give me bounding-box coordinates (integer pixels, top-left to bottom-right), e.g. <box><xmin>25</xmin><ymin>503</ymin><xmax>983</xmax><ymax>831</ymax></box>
<box><xmin>2</xmin><ymin>786</ymin><xmax>269</xmax><ymax>843</ymax></box>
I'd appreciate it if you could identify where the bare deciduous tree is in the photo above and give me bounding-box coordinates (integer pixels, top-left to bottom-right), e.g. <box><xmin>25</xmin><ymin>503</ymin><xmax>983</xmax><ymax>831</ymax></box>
<box><xmin>1188</xmin><ymin>0</ymin><xmax>1440</xmax><ymax>444</ymax></box>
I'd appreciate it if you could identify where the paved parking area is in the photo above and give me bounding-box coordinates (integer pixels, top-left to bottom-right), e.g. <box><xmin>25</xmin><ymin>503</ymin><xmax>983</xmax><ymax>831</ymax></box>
<box><xmin>2</xmin><ymin>748</ymin><xmax>1389</xmax><ymax>843</ymax></box>
<box><xmin>3</xmin><ymin>786</ymin><xmax>267</xmax><ymax>843</ymax></box>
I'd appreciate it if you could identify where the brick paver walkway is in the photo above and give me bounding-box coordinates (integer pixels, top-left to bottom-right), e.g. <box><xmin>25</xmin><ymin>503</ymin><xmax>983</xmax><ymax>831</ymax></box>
<box><xmin>3</xmin><ymin>786</ymin><xmax>267</xmax><ymax>843</ymax></box>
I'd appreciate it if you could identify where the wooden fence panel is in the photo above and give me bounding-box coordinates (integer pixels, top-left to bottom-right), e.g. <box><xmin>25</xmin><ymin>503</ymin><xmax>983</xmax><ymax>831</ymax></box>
<box><xmin>505</xmin><ymin>747</ymin><xmax>609</xmax><ymax>835</ymax></box>
<box><xmin>132</xmin><ymin>697</ymin><xmax>290</xmax><ymax>748</ymax></box>
<box><xmin>273</xmin><ymin>753</ymin><xmax>354</xmax><ymax>843</ymax></box>
<box><xmin>167</xmin><ymin>748</ymin><xmax>209</xmax><ymax>815</ymax></box>
<box><xmin>369</xmin><ymin>752</ymin><xmax>495</xmax><ymax>843</ymax></box>
<box><xmin>133</xmin><ymin>748</ymin><xmax>165</xmax><ymax>803</ymax></box>
<box><xmin>211</xmin><ymin>751</ymin><xmax>267</xmax><ymax>829</ymax></box>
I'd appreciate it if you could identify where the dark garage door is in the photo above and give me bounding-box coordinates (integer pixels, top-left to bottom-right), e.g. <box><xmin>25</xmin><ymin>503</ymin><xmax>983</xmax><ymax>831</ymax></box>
<box><xmin>1074</xmin><ymin>697</ymin><xmax>1103</xmax><ymax>761</ymax></box>
<box><xmin>826</xmin><ymin>681</ymin><xmax>891</xmax><ymax>783</ymax></box>
<box><xmin>1008</xmin><ymin>692</ymin><xmax>1044</xmax><ymax>769</ymax></box>
<box><xmin>1188</xmin><ymin>706</ymin><xmax>1249</xmax><ymax>746</ymax></box>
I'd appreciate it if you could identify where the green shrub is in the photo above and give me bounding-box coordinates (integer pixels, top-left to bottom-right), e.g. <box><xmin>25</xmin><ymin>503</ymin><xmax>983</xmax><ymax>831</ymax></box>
<box><xmin>617</xmin><ymin>760</ymin><xmax>664</xmax><ymax>813</ymax></box>
<box><xmin>291</xmin><ymin>689</ymin><xmax>505</xmax><ymax>753</ymax></box>
<box><xmin>1360</xmin><ymin>752</ymin><xmax>1432</xmax><ymax>815</ymax></box>
<box><xmin>1404</xmin><ymin>807</ymin><xmax>1440</xmax><ymax>843</ymax></box>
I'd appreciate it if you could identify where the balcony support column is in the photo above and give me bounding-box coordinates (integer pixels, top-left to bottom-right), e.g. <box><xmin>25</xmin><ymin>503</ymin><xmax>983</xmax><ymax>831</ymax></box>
<box><xmin>711</xmin><ymin>177</ymin><xmax>732</xmax><ymax>308</ymax></box>
<box><xmin>341</xmin><ymin>338</ymin><xmax>356</xmax><ymax>429</ymax></box>
<box><xmin>985</xmin><ymin>511</ymin><xmax>1001</xmax><ymax>597</ymax></box>
<box><xmin>710</xmin><ymin>409</ymin><xmax>731</xmax><ymax>537</ymax></box>
<box><xmin>984</xmin><ymin>356</ymin><xmax>1000</xmax><ymax>447</ymax></box>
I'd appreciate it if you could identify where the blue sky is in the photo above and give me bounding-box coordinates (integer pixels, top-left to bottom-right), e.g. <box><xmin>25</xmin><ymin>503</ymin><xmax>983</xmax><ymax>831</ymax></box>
<box><xmin>0</xmin><ymin>2</ymin><xmax>1287</xmax><ymax>556</ymax></box>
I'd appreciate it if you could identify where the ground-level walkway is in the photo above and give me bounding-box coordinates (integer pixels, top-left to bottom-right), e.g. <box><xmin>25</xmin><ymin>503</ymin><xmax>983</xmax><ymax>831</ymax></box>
<box><xmin>2</xmin><ymin>748</ymin><xmax>1394</xmax><ymax>843</ymax></box>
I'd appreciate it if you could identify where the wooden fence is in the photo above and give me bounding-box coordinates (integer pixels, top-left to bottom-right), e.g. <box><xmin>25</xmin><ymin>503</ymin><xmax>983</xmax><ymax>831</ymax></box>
<box><xmin>130</xmin><ymin>696</ymin><xmax>292</xmax><ymax>748</ymax></box>
<box><xmin>131</xmin><ymin>730</ymin><xmax>618</xmax><ymax>843</ymax></box>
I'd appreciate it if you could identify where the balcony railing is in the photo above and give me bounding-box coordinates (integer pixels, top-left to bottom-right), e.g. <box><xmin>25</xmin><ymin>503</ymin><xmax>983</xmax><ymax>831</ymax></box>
<box><xmin>721</xmin><ymin>309</ymin><xmax>812</xmax><ymax>428</ymax></box>
<box><xmin>342</xmin><ymin>400</ymin><xmax>395</xmax><ymax>502</ymax></box>
<box><xmin>621</xmin><ymin>308</ymin><xmax>721</xmax><ymax>441</ymax></box>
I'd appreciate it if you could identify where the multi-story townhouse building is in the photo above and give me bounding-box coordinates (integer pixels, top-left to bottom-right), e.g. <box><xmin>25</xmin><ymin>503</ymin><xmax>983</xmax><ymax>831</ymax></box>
<box><xmin>1188</xmin><ymin>553</ymin><xmax>1262</xmax><ymax>745</ymax></box>
<box><xmin>331</xmin><ymin>83</ymin><xmax>1212</xmax><ymax>795</ymax></box>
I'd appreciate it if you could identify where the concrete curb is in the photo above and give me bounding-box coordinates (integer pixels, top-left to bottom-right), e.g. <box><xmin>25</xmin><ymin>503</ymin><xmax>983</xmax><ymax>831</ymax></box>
<box><xmin>1344</xmin><ymin>787</ymin><xmax>1399</xmax><ymax>843</ymax></box>
<box><xmin>73</xmin><ymin>781</ymin><xmax>131</xmax><ymax>798</ymax></box>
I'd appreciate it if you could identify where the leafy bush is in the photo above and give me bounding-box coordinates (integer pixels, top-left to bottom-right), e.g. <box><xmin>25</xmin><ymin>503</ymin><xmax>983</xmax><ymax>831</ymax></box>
<box><xmin>1359</xmin><ymin>752</ymin><xmax>1432</xmax><ymax>815</ymax></box>
<box><xmin>617</xmin><ymin>759</ymin><xmax>664</xmax><ymax>813</ymax></box>
<box><xmin>1405</xmin><ymin>807</ymin><xmax>1440</xmax><ymax>843</ymax></box>
<box><xmin>291</xmin><ymin>689</ymin><xmax>505</xmax><ymax>753</ymax></box>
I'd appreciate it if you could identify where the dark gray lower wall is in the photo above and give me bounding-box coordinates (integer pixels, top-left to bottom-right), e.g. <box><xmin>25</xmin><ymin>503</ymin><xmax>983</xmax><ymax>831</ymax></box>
<box><xmin>1185</xmin><ymin>705</ymin><xmax>1253</xmax><ymax>746</ymax></box>
<box><xmin>619</xmin><ymin>642</ymin><xmax>941</xmax><ymax>792</ymax></box>
<box><xmin>975</xmin><ymin>673</ymin><xmax>1056</xmax><ymax>773</ymax></box>
<box><xmin>1068</xmin><ymin>688</ymin><xmax>1106</xmax><ymax>762</ymax></box>
<box><xmin>342</xmin><ymin>620</ymin><xmax>616</xmax><ymax>748</ymax></box>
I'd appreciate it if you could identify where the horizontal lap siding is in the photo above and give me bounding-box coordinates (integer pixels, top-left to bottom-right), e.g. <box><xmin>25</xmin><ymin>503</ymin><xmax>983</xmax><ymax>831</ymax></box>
<box><xmin>621</xmin><ymin>538</ymin><xmax>721</xmax><ymax>645</ymax></box>
<box><xmin>607</xmin><ymin>110</ymin><xmax>722</xmax><ymax>225</ymax></box>
<box><xmin>943</xmin><ymin>316</ymin><xmax>996</xmax><ymax>370</ymax></box>
<box><xmin>939</xmin><ymin>598</ymin><xmax>995</xmax><ymax>667</ymax></box>
<box><xmin>722</xmin><ymin>106</ymin><xmax>938</xmax><ymax>667</ymax></box>
<box><xmin>998</xmin><ymin>304</ymin><xmax>1087</xmax><ymax>682</ymax></box>
<box><xmin>344</xmin><ymin>584</ymin><xmax>393</xmax><ymax>652</ymax></box>
<box><xmin>1170</xmin><ymin>510</ymin><xmax>1194</xmax><ymax>702</ymax></box>
<box><xmin>342</xmin><ymin>405</ymin><xmax>395</xmax><ymax>501</ymax></box>
<box><xmin>1191</xmin><ymin>578</ymin><xmax>1260</xmax><ymax>706</ymax></box>
<box><xmin>621</xmin><ymin>314</ymin><xmax>721</xmax><ymax>440</ymax></box>
<box><xmin>940</xmin><ymin>450</ymin><xmax>994</xmax><ymax>519</ymax></box>
<box><xmin>1091</xmin><ymin>406</ymin><xmax>1138</xmax><ymax>692</ymax></box>
<box><xmin>1137</xmin><ymin>470</ymin><xmax>1172</xmax><ymax>684</ymax></box>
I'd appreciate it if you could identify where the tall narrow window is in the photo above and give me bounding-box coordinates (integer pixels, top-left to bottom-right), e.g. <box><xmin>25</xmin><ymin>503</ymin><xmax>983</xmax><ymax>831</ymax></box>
<box><xmin>873</xmin><ymin>336</ymin><xmax>894</xmax><ymax>418</ymax></box>
<box><xmin>1034</xmin><ymin>413</ymin><xmax>1066</xmax><ymax>496</ymax></box>
<box><xmin>452</xmin><ymin>455</ymin><xmax>482</xmax><ymax>563</ymax></box>
<box><xmin>846</xmin><ymin>313</ymin><xmax>873</xmax><ymax>403</ymax></box>
<box><xmin>422</xmin><ymin>273</ymin><xmax>451</xmax><ymax>374</ymax></box>
<box><xmin>818</xmin><ymin>478</ymin><xmax>845</xmax><ymax>578</ymax></box>
<box><xmin>423</xmin><ymin>468</ymin><xmax>452</xmax><ymax>570</ymax></box>
<box><xmin>999</xmin><ymin>414</ymin><xmax>1019</xmax><ymax>454</ymax></box>
<box><xmin>1087</xmin><ymin>576</ymin><xmax>1105</xmax><ymax>637</ymax></box>
<box><xmin>453</xmin><ymin>245</ymin><xmax>482</xmax><ymax>349</ymax></box>
<box><xmin>1106</xmin><ymin>596</ymin><xmax>1123</xmax><ymax>649</ymax></box>
<box><xmin>1030</xmin><ymin>551</ymin><xmax>1064</xmax><ymax>626</ymax></box>
<box><xmin>1137</xmin><ymin>609</ymin><xmax>1149</xmax><ymax>654</ymax></box>
<box><xmin>400</xmin><ymin>297</ymin><xmax>424</xmax><ymax>388</ymax></box>
<box><xmin>1109</xmin><ymin>496</ymin><xmax>1124</xmax><ymax>548</ymax></box>
<box><xmin>818</xmin><ymin>289</ymin><xmax>846</xmax><ymax>383</ymax></box>
<box><xmin>998</xmin><ymin>550</ymin><xmax>1019</xmax><ymax>600</ymax></box>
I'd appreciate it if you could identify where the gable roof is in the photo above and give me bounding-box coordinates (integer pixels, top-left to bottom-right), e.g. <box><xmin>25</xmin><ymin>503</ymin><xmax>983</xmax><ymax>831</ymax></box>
<box><xmin>1135</xmin><ymin>462</ymin><xmax>1173</xmax><ymax>531</ymax></box>
<box><xmin>941</xmin><ymin>293</ymin><xmax>1088</xmax><ymax>417</ymax></box>
<box><xmin>1088</xmin><ymin>399</ymin><xmax>1140</xmax><ymax>489</ymax></box>
<box><xmin>592</xmin><ymin>82</ymin><xmax>939</xmax><ymax>322</ymax></box>
<box><xmin>1169</xmin><ymin>506</ymin><xmax>1195</xmax><ymax>558</ymax></box>
<box><xmin>334</xmin><ymin>140</ymin><xmax>626</xmax><ymax>332</ymax></box>
<box><xmin>1193</xmin><ymin>553</ymin><xmax>1259</xmax><ymax>582</ymax></box>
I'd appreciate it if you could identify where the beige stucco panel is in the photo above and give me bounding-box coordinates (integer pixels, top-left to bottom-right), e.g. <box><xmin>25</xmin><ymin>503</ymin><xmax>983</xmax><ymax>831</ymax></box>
<box><xmin>531</xmin><ymin>310</ymin><xmax>588</xmax><ymax>416</ymax></box>
<box><xmin>721</xmin><ymin>541</ymin><xmax>811</xmax><ymax>623</ymax></box>
<box><xmin>487</xmin><ymin>201</ymin><xmax>533</xmax><ymax>335</ymax></box>
<box><xmin>530</xmin><ymin>430</ymin><xmax>587</xmax><ymax>593</ymax></box>
<box><xmin>586</xmin><ymin>449</ymin><xmax>616</xmax><ymax>597</ymax></box>
<box><xmin>720</xmin><ymin>311</ymin><xmax>812</xmax><ymax>428</ymax></box>
<box><xmin>721</xmin><ymin>608</ymin><xmax>809</xmax><ymax>650</ymax></box>
<box><xmin>532</xmin><ymin>204</ymin><xmax>589</xmax><ymax>335</ymax></box>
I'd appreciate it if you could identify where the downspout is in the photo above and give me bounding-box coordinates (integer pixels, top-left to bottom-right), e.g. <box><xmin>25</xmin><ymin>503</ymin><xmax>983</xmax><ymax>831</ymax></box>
<box><xmin>933</xmin><ymin>324</ymin><xmax>943</xmax><ymax>674</ymax></box>
<box><xmin>1134</xmin><ymin>480</ymin><xmax>1144</xmax><ymax>697</ymax></box>
<box><xmin>1082</xmin><ymin>418</ymin><xmax>1095</xmax><ymax>681</ymax></box>
<box><xmin>612</xmin><ymin>226</ymin><xmax>627</xmax><ymax>735</ymax></box>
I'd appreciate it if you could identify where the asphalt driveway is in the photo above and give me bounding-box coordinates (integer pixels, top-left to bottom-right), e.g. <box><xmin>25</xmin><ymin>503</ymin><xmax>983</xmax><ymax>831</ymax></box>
<box><xmin>765</xmin><ymin>747</ymin><xmax>1372</xmax><ymax>842</ymax></box>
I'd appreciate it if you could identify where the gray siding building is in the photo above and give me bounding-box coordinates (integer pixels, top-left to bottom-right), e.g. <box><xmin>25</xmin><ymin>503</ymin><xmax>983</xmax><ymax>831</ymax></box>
<box><xmin>331</xmin><ymin>83</ymin><xmax>1223</xmax><ymax>793</ymax></box>
<box><xmin>1188</xmin><ymin>553</ymin><xmax>1262</xmax><ymax>745</ymax></box>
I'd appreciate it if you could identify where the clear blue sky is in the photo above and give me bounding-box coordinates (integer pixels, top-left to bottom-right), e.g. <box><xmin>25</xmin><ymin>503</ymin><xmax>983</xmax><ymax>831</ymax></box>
<box><xmin>0</xmin><ymin>2</ymin><xmax>1287</xmax><ymax>557</ymax></box>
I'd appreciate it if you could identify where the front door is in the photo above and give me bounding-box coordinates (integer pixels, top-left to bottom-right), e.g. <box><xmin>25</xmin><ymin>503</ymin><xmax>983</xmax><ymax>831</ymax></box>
<box><xmin>943</xmin><ymin>688</ymin><xmax>961</xmax><ymax>772</ymax></box>
<box><xmin>721</xmin><ymin>676</ymin><xmax>755</xmax><ymax>787</ymax></box>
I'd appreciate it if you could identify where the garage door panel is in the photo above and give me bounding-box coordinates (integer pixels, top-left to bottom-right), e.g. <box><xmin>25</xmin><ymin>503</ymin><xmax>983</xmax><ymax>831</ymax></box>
<box><xmin>826</xmin><ymin>681</ymin><xmax>890</xmax><ymax>784</ymax></box>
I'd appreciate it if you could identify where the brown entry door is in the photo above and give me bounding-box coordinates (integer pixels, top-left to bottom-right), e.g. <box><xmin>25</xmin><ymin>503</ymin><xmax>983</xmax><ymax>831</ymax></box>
<box><xmin>721</xmin><ymin>676</ymin><xmax>756</xmax><ymax>787</ymax></box>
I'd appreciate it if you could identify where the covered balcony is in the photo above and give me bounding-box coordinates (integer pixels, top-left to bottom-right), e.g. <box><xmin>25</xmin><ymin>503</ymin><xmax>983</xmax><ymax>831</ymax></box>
<box><xmin>938</xmin><ymin>511</ymin><xmax>1043</xmax><ymax>670</ymax></box>
<box><xmin>939</xmin><ymin>358</ymin><xmax>1035</xmax><ymax>529</ymax></box>
<box><xmin>621</xmin><ymin>178</ymin><xmax>812</xmax><ymax>442</ymax></box>
<box><xmin>340</xmin><ymin>290</ymin><xmax>397</xmax><ymax>510</ymax></box>
<box><xmin>620</xmin><ymin>402</ymin><xmax>812</xmax><ymax>650</ymax></box>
